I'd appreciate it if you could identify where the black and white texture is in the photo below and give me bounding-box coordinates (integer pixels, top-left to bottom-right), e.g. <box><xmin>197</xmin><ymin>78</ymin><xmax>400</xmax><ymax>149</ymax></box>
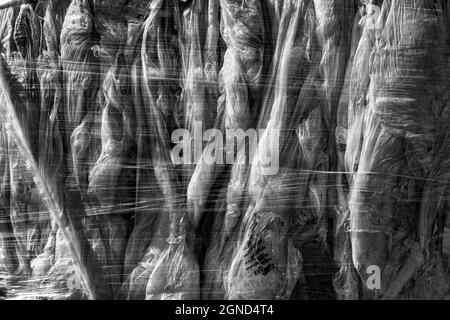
<box><xmin>0</xmin><ymin>0</ymin><xmax>449</xmax><ymax>300</ymax></box>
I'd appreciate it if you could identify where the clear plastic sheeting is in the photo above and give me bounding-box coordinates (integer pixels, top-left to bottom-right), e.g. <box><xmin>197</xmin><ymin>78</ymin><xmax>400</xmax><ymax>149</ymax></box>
<box><xmin>0</xmin><ymin>0</ymin><xmax>449</xmax><ymax>300</ymax></box>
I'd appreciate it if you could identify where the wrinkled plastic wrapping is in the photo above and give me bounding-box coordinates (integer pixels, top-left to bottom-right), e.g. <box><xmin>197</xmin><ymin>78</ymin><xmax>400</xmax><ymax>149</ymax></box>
<box><xmin>0</xmin><ymin>0</ymin><xmax>449</xmax><ymax>300</ymax></box>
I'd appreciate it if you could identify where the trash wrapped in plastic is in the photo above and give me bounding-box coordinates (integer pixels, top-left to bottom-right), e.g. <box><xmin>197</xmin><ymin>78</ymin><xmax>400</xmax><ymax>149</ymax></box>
<box><xmin>0</xmin><ymin>0</ymin><xmax>449</xmax><ymax>301</ymax></box>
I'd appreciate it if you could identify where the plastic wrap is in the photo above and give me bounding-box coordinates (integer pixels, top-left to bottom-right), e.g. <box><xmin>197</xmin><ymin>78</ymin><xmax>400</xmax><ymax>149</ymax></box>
<box><xmin>0</xmin><ymin>0</ymin><xmax>450</xmax><ymax>301</ymax></box>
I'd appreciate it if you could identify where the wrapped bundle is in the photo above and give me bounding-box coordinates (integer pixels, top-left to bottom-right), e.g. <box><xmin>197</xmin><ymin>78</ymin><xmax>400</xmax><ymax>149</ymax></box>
<box><xmin>0</xmin><ymin>114</ymin><xmax>17</xmax><ymax>276</ymax></box>
<box><xmin>58</xmin><ymin>0</ymin><xmax>112</xmax><ymax>299</ymax></box>
<box><xmin>199</xmin><ymin>0</ymin><xmax>267</xmax><ymax>299</ymax></box>
<box><xmin>333</xmin><ymin>1</ymin><xmax>380</xmax><ymax>300</ymax></box>
<box><xmin>333</xmin><ymin>5</ymin><xmax>364</xmax><ymax>300</ymax></box>
<box><xmin>2</xmin><ymin>4</ymin><xmax>42</xmax><ymax>277</ymax></box>
<box><xmin>187</xmin><ymin>0</ymin><xmax>265</xmax><ymax>230</ymax></box>
<box><xmin>123</xmin><ymin>0</ymin><xmax>173</xmax><ymax>285</ymax></box>
<box><xmin>92</xmin><ymin>0</ymin><xmax>128</xmax><ymax>57</ymax></box>
<box><xmin>348</xmin><ymin>0</ymin><xmax>449</xmax><ymax>299</ymax></box>
<box><xmin>203</xmin><ymin>0</ymin><xmax>220</xmax><ymax>95</ymax></box>
<box><xmin>139</xmin><ymin>0</ymin><xmax>199</xmax><ymax>300</ymax></box>
<box><xmin>266</xmin><ymin>0</ymin><xmax>284</xmax><ymax>46</ymax></box>
<box><xmin>60</xmin><ymin>0</ymin><xmax>100</xmax><ymax>194</ymax></box>
<box><xmin>0</xmin><ymin>2</ymin><xmax>106</xmax><ymax>299</ymax></box>
<box><xmin>123</xmin><ymin>0</ymin><xmax>199</xmax><ymax>300</ymax></box>
<box><xmin>224</xmin><ymin>0</ymin><xmax>321</xmax><ymax>300</ymax></box>
<box><xmin>0</xmin><ymin>6</ymin><xmax>17</xmax><ymax>59</ymax></box>
<box><xmin>0</xmin><ymin>0</ymin><xmax>449</xmax><ymax>302</ymax></box>
<box><xmin>30</xmin><ymin>0</ymin><xmax>70</xmax><ymax>280</ymax></box>
<box><xmin>88</xmin><ymin>52</ymin><xmax>134</xmax><ymax>296</ymax></box>
<box><xmin>0</xmin><ymin>6</ymin><xmax>19</xmax><ymax>277</ymax></box>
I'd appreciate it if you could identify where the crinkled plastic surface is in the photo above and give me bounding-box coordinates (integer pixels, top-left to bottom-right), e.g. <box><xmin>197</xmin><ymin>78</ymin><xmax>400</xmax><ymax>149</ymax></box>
<box><xmin>0</xmin><ymin>0</ymin><xmax>450</xmax><ymax>300</ymax></box>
